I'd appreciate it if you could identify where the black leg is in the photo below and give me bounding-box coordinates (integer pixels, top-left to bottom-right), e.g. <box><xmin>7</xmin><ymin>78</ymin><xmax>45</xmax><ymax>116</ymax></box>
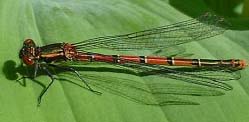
<box><xmin>16</xmin><ymin>62</ymin><xmax>38</xmax><ymax>86</ymax></box>
<box><xmin>18</xmin><ymin>62</ymin><xmax>57</xmax><ymax>106</ymax></box>
<box><xmin>33</xmin><ymin>62</ymin><xmax>39</xmax><ymax>78</ymax></box>
<box><xmin>48</xmin><ymin>64</ymin><xmax>102</xmax><ymax>95</ymax></box>
<box><xmin>37</xmin><ymin>65</ymin><xmax>55</xmax><ymax>106</ymax></box>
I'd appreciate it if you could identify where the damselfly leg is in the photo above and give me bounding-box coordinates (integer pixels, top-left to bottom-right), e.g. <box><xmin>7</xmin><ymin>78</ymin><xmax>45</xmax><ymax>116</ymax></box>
<box><xmin>48</xmin><ymin>64</ymin><xmax>102</xmax><ymax>95</ymax></box>
<box><xmin>37</xmin><ymin>65</ymin><xmax>55</xmax><ymax>106</ymax></box>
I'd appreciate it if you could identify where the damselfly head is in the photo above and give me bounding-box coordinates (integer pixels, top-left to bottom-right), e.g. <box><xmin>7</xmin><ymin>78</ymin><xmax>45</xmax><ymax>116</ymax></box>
<box><xmin>19</xmin><ymin>39</ymin><xmax>37</xmax><ymax>66</ymax></box>
<box><xmin>23</xmin><ymin>38</ymin><xmax>36</xmax><ymax>47</ymax></box>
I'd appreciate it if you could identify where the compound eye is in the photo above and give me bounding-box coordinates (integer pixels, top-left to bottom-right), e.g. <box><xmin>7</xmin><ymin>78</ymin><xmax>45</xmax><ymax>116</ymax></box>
<box><xmin>24</xmin><ymin>39</ymin><xmax>36</xmax><ymax>47</ymax></box>
<box><xmin>22</xmin><ymin>55</ymin><xmax>35</xmax><ymax>65</ymax></box>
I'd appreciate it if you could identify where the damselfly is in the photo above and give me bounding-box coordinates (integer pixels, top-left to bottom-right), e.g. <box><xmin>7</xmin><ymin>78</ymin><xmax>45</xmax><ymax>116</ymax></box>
<box><xmin>19</xmin><ymin>13</ymin><xmax>247</xmax><ymax>105</ymax></box>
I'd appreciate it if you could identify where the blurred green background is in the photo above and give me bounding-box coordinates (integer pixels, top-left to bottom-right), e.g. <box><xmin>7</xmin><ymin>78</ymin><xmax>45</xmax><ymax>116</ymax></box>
<box><xmin>0</xmin><ymin>0</ymin><xmax>249</xmax><ymax>122</ymax></box>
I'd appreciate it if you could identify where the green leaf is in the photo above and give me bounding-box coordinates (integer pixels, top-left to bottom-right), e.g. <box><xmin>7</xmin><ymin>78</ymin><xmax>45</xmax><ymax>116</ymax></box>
<box><xmin>1</xmin><ymin>0</ymin><xmax>249</xmax><ymax>122</ymax></box>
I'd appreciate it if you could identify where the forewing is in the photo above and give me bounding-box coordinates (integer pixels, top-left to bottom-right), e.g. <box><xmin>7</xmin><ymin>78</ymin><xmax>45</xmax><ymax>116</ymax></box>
<box><xmin>73</xmin><ymin>13</ymin><xmax>229</xmax><ymax>51</ymax></box>
<box><xmin>114</xmin><ymin>62</ymin><xmax>240</xmax><ymax>91</ymax></box>
<box><xmin>58</xmin><ymin>71</ymin><xmax>225</xmax><ymax>106</ymax></box>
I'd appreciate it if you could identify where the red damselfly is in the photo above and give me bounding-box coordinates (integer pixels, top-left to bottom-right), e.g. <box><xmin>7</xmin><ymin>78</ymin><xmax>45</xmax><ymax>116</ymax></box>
<box><xmin>19</xmin><ymin>13</ymin><xmax>247</xmax><ymax>106</ymax></box>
